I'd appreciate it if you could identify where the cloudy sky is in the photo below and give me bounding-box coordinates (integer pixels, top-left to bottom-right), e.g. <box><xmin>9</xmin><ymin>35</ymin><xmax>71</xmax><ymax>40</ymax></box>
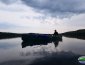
<box><xmin>0</xmin><ymin>0</ymin><xmax>85</xmax><ymax>33</ymax></box>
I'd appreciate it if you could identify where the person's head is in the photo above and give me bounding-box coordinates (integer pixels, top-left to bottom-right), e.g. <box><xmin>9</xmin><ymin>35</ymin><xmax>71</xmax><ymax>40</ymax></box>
<box><xmin>54</xmin><ymin>30</ymin><xmax>57</xmax><ymax>32</ymax></box>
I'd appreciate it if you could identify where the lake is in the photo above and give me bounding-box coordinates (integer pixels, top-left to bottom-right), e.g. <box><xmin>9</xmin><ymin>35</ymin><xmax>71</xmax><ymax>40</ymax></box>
<box><xmin>0</xmin><ymin>36</ymin><xmax>85</xmax><ymax>65</ymax></box>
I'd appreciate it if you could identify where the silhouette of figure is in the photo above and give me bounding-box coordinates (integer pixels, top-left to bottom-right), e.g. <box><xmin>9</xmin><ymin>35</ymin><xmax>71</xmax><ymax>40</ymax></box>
<box><xmin>53</xmin><ymin>30</ymin><xmax>58</xmax><ymax>36</ymax></box>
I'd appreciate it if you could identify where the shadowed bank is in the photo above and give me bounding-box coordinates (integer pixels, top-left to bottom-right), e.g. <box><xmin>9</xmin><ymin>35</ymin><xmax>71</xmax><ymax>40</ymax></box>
<box><xmin>62</xmin><ymin>29</ymin><xmax>85</xmax><ymax>40</ymax></box>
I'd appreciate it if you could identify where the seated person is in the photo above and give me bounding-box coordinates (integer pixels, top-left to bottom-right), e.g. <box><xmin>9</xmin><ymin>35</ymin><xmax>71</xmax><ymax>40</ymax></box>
<box><xmin>53</xmin><ymin>30</ymin><xmax>58</xmax><ymax>36</ymax></box>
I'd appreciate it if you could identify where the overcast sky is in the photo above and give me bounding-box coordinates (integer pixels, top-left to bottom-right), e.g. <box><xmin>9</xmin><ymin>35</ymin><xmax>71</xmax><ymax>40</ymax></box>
<box><xmin>0</xmin><ymin>0</ymin><xmax>85</xmax><ymax>33</ymax></box>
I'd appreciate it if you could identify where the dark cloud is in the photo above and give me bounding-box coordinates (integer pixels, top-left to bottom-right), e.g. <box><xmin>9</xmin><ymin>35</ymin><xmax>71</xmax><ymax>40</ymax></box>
<box><xmin>0</xmin><ymin>0</ymin><xmax>85</xmax><ymax>18</ymax></box>
<box><xmin>21</xmin><ymin>0</ymin><xmax>85</xmax><ymax>18</ymax></box>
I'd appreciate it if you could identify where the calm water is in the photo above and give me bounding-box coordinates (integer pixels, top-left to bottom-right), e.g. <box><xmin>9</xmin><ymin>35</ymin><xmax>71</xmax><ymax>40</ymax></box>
<box><xmin>0</xmin><ymin>37</ymin><xmax>85</xmax><ymax>65</ymax></box>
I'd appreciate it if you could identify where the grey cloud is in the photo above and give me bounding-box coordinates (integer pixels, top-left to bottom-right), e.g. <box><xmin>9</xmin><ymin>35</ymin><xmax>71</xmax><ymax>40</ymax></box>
<box><xmin>21</xmin><ymin>0</ymin><xmax>85</xmax><ymax>18</ymax></box>
<box><xmin>0</xmin><ymin>0</ymin><xmax>17</xmax><ymax>4</ymax></box>
<box><xmin>0</xmin><ymin>0</ymin><xmax>85</xmax><ymax>18</ymax></box>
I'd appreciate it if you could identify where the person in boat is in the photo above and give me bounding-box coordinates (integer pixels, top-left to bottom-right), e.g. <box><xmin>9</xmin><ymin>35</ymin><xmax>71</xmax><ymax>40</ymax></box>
<box><xmin>53</xmin><ymin>30</ymin><xmax>59</xmax><ymax>36</ymax></box>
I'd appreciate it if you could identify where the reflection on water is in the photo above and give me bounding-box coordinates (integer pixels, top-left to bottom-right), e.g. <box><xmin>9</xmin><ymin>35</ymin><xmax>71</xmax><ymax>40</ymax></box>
<box><xmin>0</xmin><ymin>36</ymin><xmax>85</xmax><ymax>65</ymax></box>
<box><xmin>21</xmin><ymin>39</ymin><xmax>61</xmax><ymax>48</ymax></box>
<box><xmin>30</xmin><ymin>52</ymin><xmax>81</xmax><ymax>65</ymax></box>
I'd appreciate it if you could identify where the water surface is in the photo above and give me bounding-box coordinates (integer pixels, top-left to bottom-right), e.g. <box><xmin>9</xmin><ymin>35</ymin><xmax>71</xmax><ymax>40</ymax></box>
<box><xmin>0</xmin><ymin>37</ymin><xmax>85</xmax><ymax>65</ymax></box>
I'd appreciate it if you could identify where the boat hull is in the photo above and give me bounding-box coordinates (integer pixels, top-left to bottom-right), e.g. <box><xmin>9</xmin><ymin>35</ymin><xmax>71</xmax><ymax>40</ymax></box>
<box><xmin>22</xmin><ymin>33</ymin><xmax>62</xmax><ymax>42</ymax></box>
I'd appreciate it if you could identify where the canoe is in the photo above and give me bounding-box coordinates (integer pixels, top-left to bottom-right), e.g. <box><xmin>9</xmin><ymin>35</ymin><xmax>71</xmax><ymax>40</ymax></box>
<box><xmin>22</xmin><ymin>33</ymin><xmax>62</xmax><ymax>42</ymax></box>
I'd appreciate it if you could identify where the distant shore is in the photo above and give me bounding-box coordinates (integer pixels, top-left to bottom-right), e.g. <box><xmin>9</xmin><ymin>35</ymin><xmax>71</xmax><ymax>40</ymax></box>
<box><xmin>62</xmin><ymin>29</ymin><xmax>85</xmax><ymax>40</ymax></box>
<box><xmin>0</xmin><ymin>29</ymin><xmax>85</xmax><ymax>39</ymax></box>
<box><xmin>0</xmin><ymin>32</ymin><xmax>22</xmax><ymax>39</ymax></box>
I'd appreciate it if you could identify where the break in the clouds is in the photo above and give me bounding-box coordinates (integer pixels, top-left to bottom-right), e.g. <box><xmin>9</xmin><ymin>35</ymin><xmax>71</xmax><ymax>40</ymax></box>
<box><xmin>0</xmin><ymin>0</ymin><xmax>18</xmax><ymax>4</ymax></box>
<box><xmin>22</xmin><ymin>0</ymin><xmax>85</xmax><ymax>18</ymax></box>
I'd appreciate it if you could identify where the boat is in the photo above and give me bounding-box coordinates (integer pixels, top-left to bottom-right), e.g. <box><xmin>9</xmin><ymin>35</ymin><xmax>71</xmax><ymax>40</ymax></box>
<box><xmin>21</xmin><ymin>33</ymin><xmax>62</xmax><ymax>42</ymax></box>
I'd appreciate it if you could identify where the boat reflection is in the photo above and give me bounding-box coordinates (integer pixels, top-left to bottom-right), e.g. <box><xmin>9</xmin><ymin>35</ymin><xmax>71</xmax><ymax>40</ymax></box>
<box><xmin>21</xmin><ymin>38</ymin><xmax>62</xmax><ymax>48</ymax></box>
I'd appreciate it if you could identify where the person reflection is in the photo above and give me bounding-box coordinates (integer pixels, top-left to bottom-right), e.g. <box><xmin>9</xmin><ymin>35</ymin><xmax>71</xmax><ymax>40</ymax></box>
<box><xmin>53</xmin><ymin>40</ymin><xmax>60</xmax><ymax>47</ymax></box>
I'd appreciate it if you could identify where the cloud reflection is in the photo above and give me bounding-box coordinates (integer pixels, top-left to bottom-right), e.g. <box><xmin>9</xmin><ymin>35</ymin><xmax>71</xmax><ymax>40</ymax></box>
<box><xmin>0</xmin><ymin>51</ymin><xmax>81</xmax><ymax>65</ymax></box>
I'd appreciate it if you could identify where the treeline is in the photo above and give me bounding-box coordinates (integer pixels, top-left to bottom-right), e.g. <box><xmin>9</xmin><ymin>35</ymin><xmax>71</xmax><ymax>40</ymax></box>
<box><xmin>62</xmin><ymin>29</ymin><xmax>85</xmax><ymax>40</ymax></box>
<box><xmin>0</xmin><ymin>32</ymin><xmax>22</xmax><ymax>39</ymax></box>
